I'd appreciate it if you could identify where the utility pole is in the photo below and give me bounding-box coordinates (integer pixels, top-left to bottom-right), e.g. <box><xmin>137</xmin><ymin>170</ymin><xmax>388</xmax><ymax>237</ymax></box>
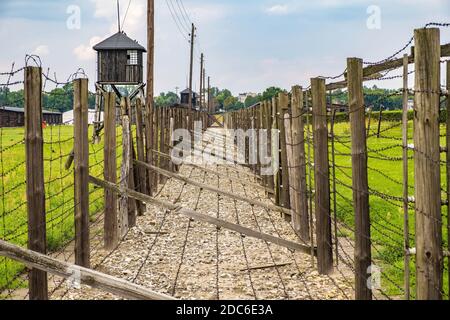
<box><xmin>203</xmin><ymin>67</ymin><xmax>206</xmax><ymax>110</ymax></box>
<box><xmin>188</xmin><ymin>23</ymin><xmax>195</xmax><ymax>114</ymax></box>
<box><xmin>146</xmin><ymin>0</ymin><xmax>155</xmax><ymax>195</ymax></box>
<box><xmin>199</xmin><ymin>53</ymin><xmax>204</xmax><ymax>111</ymax></box>
<box><xmin>208</xmin><ymin>76</ymin><xmax>211</xmax><ymax>113</ymax></box>
<box><xmin>117</xmin><ymin>0</ymin><xmax>121</xmax><ymax>33</ymax></box>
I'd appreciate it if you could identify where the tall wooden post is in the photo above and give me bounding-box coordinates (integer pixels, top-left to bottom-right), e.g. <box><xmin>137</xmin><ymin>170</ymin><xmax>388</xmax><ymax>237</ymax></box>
<box><xmin>290</xmin><ymin>86</ymin><xmax>310</xmax><ymax>242</ymax></box>
<box><xmin>447</xmin><ymin>61</ymin><xmax>450</xmax><ymax>301</ymax></box>
<box><xmin>272</xmin><ymin>97</ymin><xmax>281</xmax><ymax>205</ymax></box>
<box><xmin>414</xmin><ymin>27</ymin><xmax>443</xmax><ymax>300</ymax></box>
<box><xmin>135</xmin><ymin>98</ymin><xmax>147</xmax><ymax>205</ymax></box>
<box><xmin>311</xmin><ymin>77</ymin><xmax>333</xmax><ymax>275</ymax></box>
<box><xmin>25</xmin><ymin>66</ymin><xmax>48</xmax><ymax>300</ymax></box>
<box><xmin>188</xmin><ymin>23</ymin><xmax>195</xmax><ymax>131</ymax></box>
<box><xmin>104</xmin><ymin>92</ymin><xmax>118</xmax><ymax>250</ymax></box>
<box><xmin>347</xmin><ymin>58</ymin><xmax>372</xmax><ymax>300</ymax></box>
<box><xmin>199</xmin><ymin>54</ymin><xmax>204</xmax><ymax>110</ymax></box>
<box><xmin>402</xmin><ymin>54</ymin><xmax>411</xmax><ymax>300</ymax></box>
<box><xmin>73</xmin><ymin>78</ymin><xmax>90</xmax><ymax>268</ymax></box>
<box><xmin>208</xmin><ymin>76</ymin><xmax>211</xmax><ymax>114</ymax></box>
<box><xmin>278</xmin><ymin>93</ymin><xmax>291</xmax><ymax>211</ymax></box>
<box><xmin>146</xmin><ymin>0</ymin><xmax>155</xmax><ymax>196</ymax></box>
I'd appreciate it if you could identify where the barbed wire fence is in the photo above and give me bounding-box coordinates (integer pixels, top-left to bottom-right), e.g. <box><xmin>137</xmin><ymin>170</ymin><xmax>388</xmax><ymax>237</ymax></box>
<box><xmin>222</xmin><ymin>24</ymin><xmax>450</xmax><ymax>300</ymax></box>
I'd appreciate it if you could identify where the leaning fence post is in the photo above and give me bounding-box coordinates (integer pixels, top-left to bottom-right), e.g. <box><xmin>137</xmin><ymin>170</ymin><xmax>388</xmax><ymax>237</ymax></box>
<box><xmin>73</xmin><ymin>78</ymin><xmax>90</xmax><ymax>268</ymax></box>
<box><xmin>311</xmin><ymin>77</ymin><xmax>333</xmax><ymax>275</ymax></box>
<box><xmin>347</xmin><ymin>57</ymin><xmax>372</xmax><ymax>300</ymax></box>
<box><xmin>413</xmin><ymin>27</ymin><xmax>443</xmax><ymax>300</ymax></box>
<box><xmin>104</xmin><ymin>92</ymin><xmax>118</xmax><ymax>250</ymax></box>
<box><xmin>25</xmin><ymin>66</ymin><xmax>48</xmax><ymax>300</ymax></box>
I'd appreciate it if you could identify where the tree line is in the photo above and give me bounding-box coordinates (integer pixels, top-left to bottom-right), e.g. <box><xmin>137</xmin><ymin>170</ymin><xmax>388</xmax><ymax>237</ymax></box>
<box><xmin>0</xmin><ymin>84</ymin><xmax>407</xmax><ymax>113</ymax></box>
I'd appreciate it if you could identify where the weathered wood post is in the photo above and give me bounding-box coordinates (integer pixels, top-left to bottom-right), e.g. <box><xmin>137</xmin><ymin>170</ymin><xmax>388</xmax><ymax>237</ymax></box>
<box><xmin>265</xmin><ymin>100</ymin><xmax>274</xmax><ymax>192</ymax></box>
<box><xmin>25</xmin><ymin>66</ymin><xmax>48</xmax><ymax>300</ymax></box>
<box><xmin>272</xmin><ymin>97</ymin><xmax>281</xmax><ymax>205</ymax></box>
<box><xmin>119</xmin><ymin>98</ymin><xmax>131</xmax><ymax>238</ymax></box>
<box><xmin>289</xmin><ymin>86</ymin><xmax>310</xmax><ymax>242</ymax></box>
<box><xmin>311</xmin><ymin>77</ymin><xmax>333</xmax><ymax>275</ymax></box>
<box><xmin>104</xmin><ymin>92</ymin><xmax>118</xmax><ymax>250</ymax></box>
<box><xmin>447</xmin><ymin>61</ymin><xmax>450</xmax><ymax>300</ymax></box>
<box><xmin>135</xmin><ymin>98</ymin><xmax>147</xmax><ymax>206</ymax></box>
<box><xmin>73</xmin><ymin>78</ymin><xmax>90</xmax><ymax>268</ymax></box>
<box><xmin>278</xmin><ymin>92</ymin><xmax>291</xmax><ymax>212</ymax></box>
<box><xmin>414</xmin><ymin>27</ymin><xmax>443</xmax><ymax>300</ymax></box>
<box><xmin>347</xmin><ymin>57</ymin><xmax>372</xmax><ymax>300</ymax></box>
<box><xmin>402</xmin><ymin>54</ymin><xmax>411</xmax><ymax>300</ymax></box>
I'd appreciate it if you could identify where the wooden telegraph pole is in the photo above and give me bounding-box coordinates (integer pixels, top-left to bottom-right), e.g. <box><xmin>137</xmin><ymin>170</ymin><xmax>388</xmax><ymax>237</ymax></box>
<box><xmin>188</xmin><ymin>23</ymin><xmax>195</xmax><ymax>115</ymax></box>
<box><xmin>199</xmin><ymin>53</ymin><xmax>204</xmax><ymax>110</ymax></box>
<box><xmin>208</xmin><ymin>76</ymin><xmax>211</xmax><ymax>114</ymax></box>
<box><xmin>203</xmin><ymin>67</ymin><xmax>206</xmax><ymax>110</ymax></box>
<box><xmin>146</xmin><ymin>0</ymin><xmax>155</xmax><ymax>196</ymax></box>
<box><xmin>414</xmin><ymin>27</ymin><xmax>443</xmax><ymax>300</ymax></box>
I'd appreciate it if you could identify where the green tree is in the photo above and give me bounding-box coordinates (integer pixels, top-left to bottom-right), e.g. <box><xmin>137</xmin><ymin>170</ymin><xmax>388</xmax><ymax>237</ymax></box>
<box><xmin>262</xmin><ymin>87</ymin><xmax>284</xmax><ymax>101</ymax></box>
<box><xmin>244</xmin><ymin>95</ymin><xmax>261</xmax><ymax>108</ymax></box>
<box><xmin>155</xmin><ymin>91</ymin><xmax>179</xmax><ymax>108</ymax></box>
<box><xmin>216</xmin><ymin>89</ymin><xmax>232</xmax><ymax>106</ymax></box>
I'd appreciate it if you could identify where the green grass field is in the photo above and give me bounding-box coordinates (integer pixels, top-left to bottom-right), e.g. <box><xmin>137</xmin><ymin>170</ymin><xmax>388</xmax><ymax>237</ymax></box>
<box><xmin>331</xmin><ymin>119</ymin><xmax>449</xmax><ymax>298</ymax></box>
<box><xmin>0</xmin><ymin>119</ymin><xmax>448</xmax><ymax>299</ymax></box>
<box><xmin>0</xmin><ymin>125</ymin><xmax>124</xmax><ymax>294</ymax></box>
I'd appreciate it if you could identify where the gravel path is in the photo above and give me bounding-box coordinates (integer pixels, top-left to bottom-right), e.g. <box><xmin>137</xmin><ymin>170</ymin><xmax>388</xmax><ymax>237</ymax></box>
<box><xmin>52</xmin><ymin>128</ymin><xmax>354</xmax><ymax>300</ymax></box>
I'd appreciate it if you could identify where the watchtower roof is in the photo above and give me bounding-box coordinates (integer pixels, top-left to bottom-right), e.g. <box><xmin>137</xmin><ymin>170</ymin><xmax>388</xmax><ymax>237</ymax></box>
<box><xmin>93</xmin><ymin>31</ymin><xmax>146</xmax><ymax>52</ymax></box>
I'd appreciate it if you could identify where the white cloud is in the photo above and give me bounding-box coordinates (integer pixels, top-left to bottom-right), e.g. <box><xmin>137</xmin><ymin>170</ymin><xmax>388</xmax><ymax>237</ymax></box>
<box><xmin>32</xmin><ymin>45</ymin><xmax>49</xmax><ymax>56</ymax></box>
<box><xmin>73</xmin><ymin>36</ymin><xmax>104</xmax><ymax>61</ymax></box>
<box><xmin>265</xmin><ymin>5</ymin><xmax>290</xmax><ymax>15</ymax></box>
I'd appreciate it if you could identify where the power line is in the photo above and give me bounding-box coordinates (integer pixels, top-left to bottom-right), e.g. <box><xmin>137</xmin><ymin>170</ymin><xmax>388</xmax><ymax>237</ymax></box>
<box><xmin>121</xmin><ymin>0</ymin><xmax>132</xmax><ymax>32</ymax></box>
<box><xmin>165</xmin><ymin>0</ymin><xmax>189</xmax><ymax>42</ymax></box>
<box><xmin>166</xmin><ymin>0</ymin><xmax>190</xmax><ymax>35</ymax></box>
<box><xmin>177</xmin><ymin>0</ymin><xmax>193</xmax><ymax>25</ymax></box>
<box><xmin>175</xmin><ymin>0</ymin><xmax>192</xmax><ymax>30</ymax></box>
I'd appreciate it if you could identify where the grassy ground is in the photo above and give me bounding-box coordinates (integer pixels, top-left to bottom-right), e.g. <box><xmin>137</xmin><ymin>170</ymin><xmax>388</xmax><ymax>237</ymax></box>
<box><xmin>331</xmin><ymin>120</ymin><xmax>449</xmax><ymax>298</ymax></box>
<box><xmin>1</xmin><ymin>119</ymin><xmax>449</xmax><ymax>299</ymax></box>
<box><xmin>0</xmin><ymin>125</ymin><xmax>123</xmax><ymax>293</ymax></box>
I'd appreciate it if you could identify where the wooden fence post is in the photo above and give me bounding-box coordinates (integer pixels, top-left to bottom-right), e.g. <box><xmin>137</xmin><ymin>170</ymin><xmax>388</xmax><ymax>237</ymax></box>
<box><xmin>145</xmin><ymin>100</ymin><xmax>154</xmax><ymax>196</ymax></box>
<box><xmin>414</xmin><ymin>27</ymin><xmax>443</xmax><ymax>300</ymax></box>
<box><xmin>402</xmin><ymin>54</ymin><xmax>411</xmax><ymax>300</ymax></box>
<box><xmin>289</xmin><ymin>86</ymin><xmax>310</xmax><ymax>242</ymax></box>
<box><xmin>119</xmin><ymin>98</ymin><xmax>131</xmax><ymax>238</ymax></box>
<box><xmin>348</xmin><ymin>57</ymin><xmax>372</xmax><ymax>300</ymax></box>
<box><xmin>104</xmin><ymin>92</ymin><xmax>118</xmax><ymax>250</ymax></box>
<box><xmin>73</xmin><ymin>78</ymin><xmax>90</xmax><ymax>268</ymax></box>
<box><xmin>447</xmin><ymin>60</ymin><xmax>450</xmax><ymax>301</ymax></box>
<box><xmin>25</xmin><ymin>66</ymin><xmax>48</xmax><ymax>300</ymax></box>
<box><xmin>278</xmin><ymin>93</ymin><xmax>291</xmax><ymax>212</ymax></box>
<box><xmin>135</xmin><ymin>98</ymin><xmax>147</xmax><ymax>209</ymax></box>
<box><xmin>311</xmin><ymin>77</ymin><xmax>333</xmax><ymax>275</ymax></box>
<box><xmin>272</xmin><ymin>97</ymin><xmax>281</xmax><ymax>205</ymax></box>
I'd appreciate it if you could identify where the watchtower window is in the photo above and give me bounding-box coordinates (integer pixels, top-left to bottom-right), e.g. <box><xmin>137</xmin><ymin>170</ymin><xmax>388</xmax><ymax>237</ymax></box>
<box><xmin>127</xmin><ymin>50</ymin><xmax>138</xmax><ymax>65</ymax></box>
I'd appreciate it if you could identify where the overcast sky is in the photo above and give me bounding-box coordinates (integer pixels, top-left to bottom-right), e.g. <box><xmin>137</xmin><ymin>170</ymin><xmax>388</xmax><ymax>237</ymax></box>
<box><xmin>0</xmin><ymin>0</ymin><xmax>449</xmax><ymax>95</ymax></box>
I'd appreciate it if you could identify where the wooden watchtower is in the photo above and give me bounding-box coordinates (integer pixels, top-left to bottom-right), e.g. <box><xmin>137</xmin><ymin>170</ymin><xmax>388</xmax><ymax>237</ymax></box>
<box><xmin>94</xmin><ymin>31</ymin><xmax>146</xmax><ymax>85</ymax></box>
<box><xmin>91</xmin><ymin>31</ymin><xmax>147</xmax><ymax>140</ymax></box>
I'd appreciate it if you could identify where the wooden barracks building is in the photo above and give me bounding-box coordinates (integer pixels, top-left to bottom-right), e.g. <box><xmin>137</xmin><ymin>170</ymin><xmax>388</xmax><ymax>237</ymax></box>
<box><xmin>0</xmin><ymin>106</ymin><xmax>62</xmax><ymax>128</ymax></box>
